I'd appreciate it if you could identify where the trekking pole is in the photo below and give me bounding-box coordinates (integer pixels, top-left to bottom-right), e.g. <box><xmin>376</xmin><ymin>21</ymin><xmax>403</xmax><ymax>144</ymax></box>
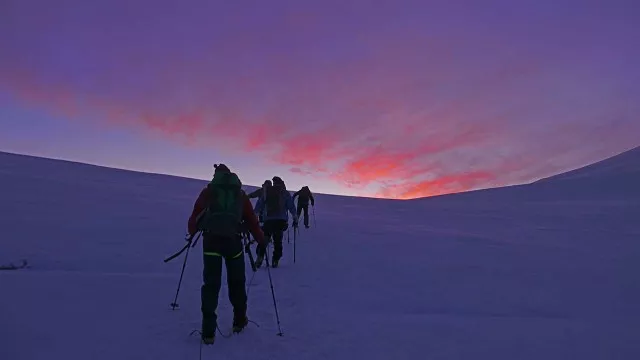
<box><xmin>169</xmin><ymin>231</ymin><xmax>201</xmax><ymax>310</ymax></box>
<box><xmin>244</xmin><ymin>232</ymin><xmax>257</xmax><ymax>272</ymax></box>
<box><xmin>264</xmin><ymin>246</ymin><xmax>284</xmax><ymax>336</ymax></box>
<box><xmin>293</xmin><ymin>224</ymin><xmax>297</xmax><ymax>264</ymax></box>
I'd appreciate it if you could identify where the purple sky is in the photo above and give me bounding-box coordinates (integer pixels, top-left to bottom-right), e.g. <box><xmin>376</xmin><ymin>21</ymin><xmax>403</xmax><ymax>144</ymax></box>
<box><xmin>1</xmin><ymin>0</ymin><xmax>639</xmax><ymax>198</ymax></box>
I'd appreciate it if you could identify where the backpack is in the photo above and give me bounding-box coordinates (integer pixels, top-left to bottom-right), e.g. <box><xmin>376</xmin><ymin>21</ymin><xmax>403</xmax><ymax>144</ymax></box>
<box><xmin>265</xmin><ymin>184</ymin><xmax>285</xmax><ymax>217</ymax></box>
<box><xmin>198</xmin><ymin>172</ymin><xmax>244</xmax><ymax>237</ymax></box>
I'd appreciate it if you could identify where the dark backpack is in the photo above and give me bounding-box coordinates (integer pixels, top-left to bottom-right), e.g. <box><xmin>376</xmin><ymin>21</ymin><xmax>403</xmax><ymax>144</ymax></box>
<box><xmin>265</xmin><ymin>184</ymin><xmax>285</xmax><ymax>216</ymax></box>
<box><xmin>198</xmin><ymin>172</ymin><xmax>244</xmax><ymax>237</ymax></box>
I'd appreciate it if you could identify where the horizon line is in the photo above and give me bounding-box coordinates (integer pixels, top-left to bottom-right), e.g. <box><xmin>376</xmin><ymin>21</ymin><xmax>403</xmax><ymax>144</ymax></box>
<box><xmin>1</xmin><ymin>146</ymin><xmax>636</xmax><ymax>200</ymax></box>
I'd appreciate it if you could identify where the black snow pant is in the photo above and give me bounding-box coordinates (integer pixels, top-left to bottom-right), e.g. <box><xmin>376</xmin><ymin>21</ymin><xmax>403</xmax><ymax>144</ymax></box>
<box><xmin>256</xmin><ymin>219</ymin><xmax>288</xmax><ymax>261</ymax></box>
<box><xmin>201</xmin><ymin>234</ymin><xmax>247</xmax><ymax>338</ymax></box>
<box><xmin>297</xmin><ymin>203</ymin><xmax>310</xmax><ymax>227</ymax></box>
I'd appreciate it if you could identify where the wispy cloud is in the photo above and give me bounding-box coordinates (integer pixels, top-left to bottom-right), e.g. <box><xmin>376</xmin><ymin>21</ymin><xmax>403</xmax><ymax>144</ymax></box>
<box><xmin>1</xmin><ymin>0</ymin><xmax>639</xmax><ymax>198</ymax></box>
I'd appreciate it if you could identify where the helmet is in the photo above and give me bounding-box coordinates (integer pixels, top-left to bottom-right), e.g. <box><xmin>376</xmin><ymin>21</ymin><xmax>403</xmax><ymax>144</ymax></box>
<box><xmin>213</xmin><ymin>163</ymin><xmax>230</xmax><ymax>173</ymax></box>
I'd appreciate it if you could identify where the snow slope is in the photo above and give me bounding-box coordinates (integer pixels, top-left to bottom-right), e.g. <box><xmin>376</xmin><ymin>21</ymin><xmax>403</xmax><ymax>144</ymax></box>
<box><xmin>1</xmin><ymin>149</ymin><xmax>639</xmax><ymax>359</ymax></box>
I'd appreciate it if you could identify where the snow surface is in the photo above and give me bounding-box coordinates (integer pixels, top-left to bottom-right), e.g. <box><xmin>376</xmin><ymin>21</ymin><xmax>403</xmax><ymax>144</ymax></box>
<box><xmin>1</xmin><ymin>148</ymin><xmax>639</xmax><ymax>359</ymax></box>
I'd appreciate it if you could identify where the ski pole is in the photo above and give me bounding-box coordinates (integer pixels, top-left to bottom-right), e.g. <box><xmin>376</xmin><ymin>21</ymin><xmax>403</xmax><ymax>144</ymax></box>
<box><xmin>169</xmin><ymin>231</ymin><xmax>201</xmax><ymax>310</ymax></box>
<box><xmin>264</xmin><ymin>246</ymin><xmax>284</xmax><ymax>336</ymax></box>
<box><xmin>293</xmin><ymin>224</ymin><xmax>297</xmax><ymax>264</ymax></box>
<box><xmin>244</xmin><ymin>232</ymin><xmax>257</xmax><ymax>272</ymax></box>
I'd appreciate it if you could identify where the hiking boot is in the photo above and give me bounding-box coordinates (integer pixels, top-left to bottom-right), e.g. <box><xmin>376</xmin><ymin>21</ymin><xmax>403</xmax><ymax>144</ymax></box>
<box><xmin>201</xmin><ymin>317</ymin><xmax>216</xmax><ymax>344</ymax></box>
<box><xmin>201</xmin><ymin>334</ymin><xmax>215</xmax><ymax>345</ymax></box>
<box><xmin>232</xmin><ymin>315</ymin><xmax>249</xmax><ymax>333</ymax></box>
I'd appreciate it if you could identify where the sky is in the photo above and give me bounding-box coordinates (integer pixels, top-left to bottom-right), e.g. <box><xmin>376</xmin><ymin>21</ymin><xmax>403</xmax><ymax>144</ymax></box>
<box><xmin>1</xmin><ymin>0</ymin><xmax>639</xmax><ymax>199</ymax></box>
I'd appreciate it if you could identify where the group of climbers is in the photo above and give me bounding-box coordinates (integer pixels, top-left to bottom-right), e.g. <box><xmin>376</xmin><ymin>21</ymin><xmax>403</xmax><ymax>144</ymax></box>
<box><xmin>184</xmin><ymin>163</ymin><xmax>315</xmax><ymax>344</ymax></box>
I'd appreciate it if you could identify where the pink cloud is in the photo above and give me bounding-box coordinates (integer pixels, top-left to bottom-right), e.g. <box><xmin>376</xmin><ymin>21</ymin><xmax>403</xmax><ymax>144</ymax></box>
<box><xmin>1</xmin><ymin>0</ymin><xmax>639</xmax><ymax>198</ymax></box>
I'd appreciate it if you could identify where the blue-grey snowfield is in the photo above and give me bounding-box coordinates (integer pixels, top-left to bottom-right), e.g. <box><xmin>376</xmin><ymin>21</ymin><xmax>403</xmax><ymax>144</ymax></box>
<box><xmin>1</xmin><ymin>147</ymin><xmax>638</xmax><ymax>359</ymax></box>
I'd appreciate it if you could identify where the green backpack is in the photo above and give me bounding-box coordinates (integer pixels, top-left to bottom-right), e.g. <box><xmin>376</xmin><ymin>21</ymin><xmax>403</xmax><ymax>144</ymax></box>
<box><xmin>197</xmin><ymin>172</ymin><xmax>244</xmax><ymax>237</ymax></box>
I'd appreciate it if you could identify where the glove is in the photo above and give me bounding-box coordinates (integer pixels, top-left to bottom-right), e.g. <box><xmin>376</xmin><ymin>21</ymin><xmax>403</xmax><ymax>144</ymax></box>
<box><xmin>184</xmin><ymin>232</ymin><xmax>193</xmax><ymax>242</ymax></box>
